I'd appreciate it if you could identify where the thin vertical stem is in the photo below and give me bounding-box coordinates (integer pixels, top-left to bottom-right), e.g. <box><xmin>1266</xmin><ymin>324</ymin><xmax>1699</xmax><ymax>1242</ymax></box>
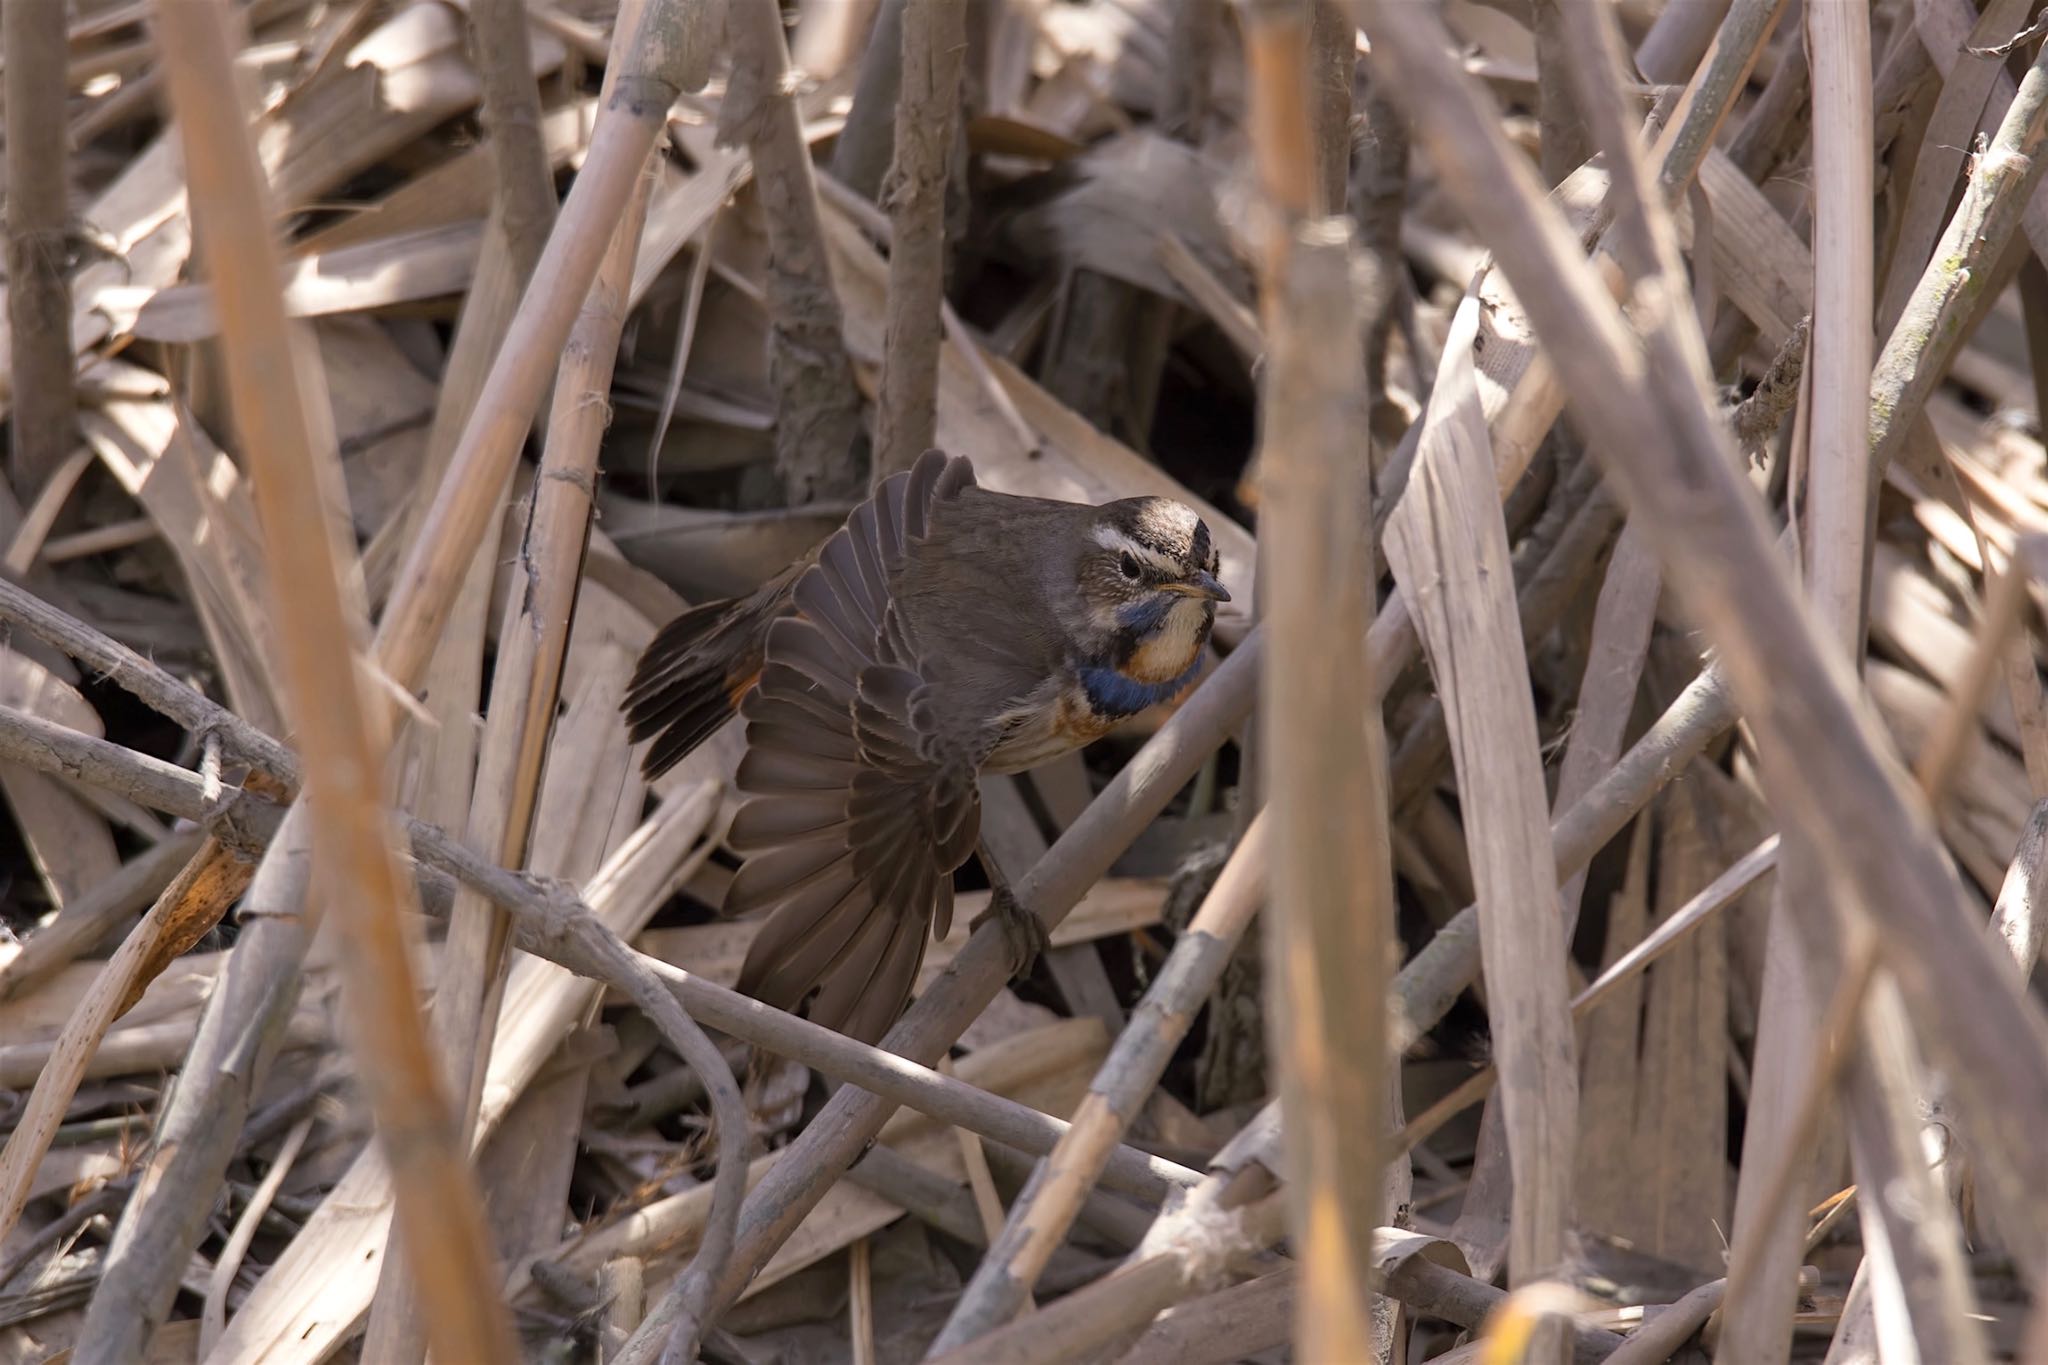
<box><xmin>873</xmin><ymin>0</ymin><xmax>966</xmax><ymax>479</ymax></box>
<box><xmin>724</xmin><ymin>0</ymin><xmax>869</xmax><ymax>501</ymax></box>
<box><xmin>1243</xmin><ymin>2</ymin><xmax>1391</xmax><ymax>1358</ymax></box>
<box><xmin>5</xmin><ymin>0</ymin><xmax>76</xmax><ymax>498</ymax></box>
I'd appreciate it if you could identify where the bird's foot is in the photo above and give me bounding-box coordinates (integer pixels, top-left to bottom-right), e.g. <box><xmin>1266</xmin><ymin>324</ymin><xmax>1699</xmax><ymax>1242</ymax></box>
<box><xmin>972</xmin><ymin>883</ymin><xmax>1049</xmax><ymax>980</ymax></box>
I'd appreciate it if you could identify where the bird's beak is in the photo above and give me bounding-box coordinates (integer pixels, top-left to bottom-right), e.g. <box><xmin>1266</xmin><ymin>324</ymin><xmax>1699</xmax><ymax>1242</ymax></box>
<box><xmin>1167</xmin><ymin>571</ymin><xmax>1231</xmax><ymax>603</ymax></box>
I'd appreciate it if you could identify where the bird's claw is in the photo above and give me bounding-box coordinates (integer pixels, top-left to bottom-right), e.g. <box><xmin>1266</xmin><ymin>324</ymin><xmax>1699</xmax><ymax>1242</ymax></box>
<box><xmin>973</xmin><ymin>884</ymin><xmax>1049</xmax><ymax>980</ymax></box>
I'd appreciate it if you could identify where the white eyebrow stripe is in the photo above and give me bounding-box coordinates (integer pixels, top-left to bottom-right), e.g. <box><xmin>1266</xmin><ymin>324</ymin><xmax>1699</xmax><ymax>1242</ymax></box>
<box><xmin>1090</xmin><ymin>525</ymin><xmax>1180</xmax><ymax>574</ymax></box>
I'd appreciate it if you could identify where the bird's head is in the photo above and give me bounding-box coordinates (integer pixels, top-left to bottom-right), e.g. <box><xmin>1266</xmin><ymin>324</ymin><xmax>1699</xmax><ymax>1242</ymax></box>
<box><xmin>1070</xmin><ymin>496</ymin><xmax>1229</xmax><ymax>685</ymax></box>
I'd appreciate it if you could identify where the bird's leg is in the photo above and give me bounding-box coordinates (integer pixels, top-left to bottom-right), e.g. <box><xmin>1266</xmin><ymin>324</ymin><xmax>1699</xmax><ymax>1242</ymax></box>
<box><xmin>970</xmin><ymin>839</ymin><xmax>1049</xmax><ymax>979</ymax></box>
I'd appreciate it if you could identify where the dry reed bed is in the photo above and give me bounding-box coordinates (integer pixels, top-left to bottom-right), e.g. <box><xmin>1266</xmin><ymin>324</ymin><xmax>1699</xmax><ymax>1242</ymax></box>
<box><xmin>1</xmin><ymin>0</ymin><xmax>2046</xmax><ymax>1361</ymax></box>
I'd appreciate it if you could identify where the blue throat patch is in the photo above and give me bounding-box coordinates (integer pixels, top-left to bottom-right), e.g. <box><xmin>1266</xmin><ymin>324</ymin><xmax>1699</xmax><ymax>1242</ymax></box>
<box><xmin>1078</xmin><ymin>651</ymin><xmax>1205</xmax><ymax>720</ymax></box>
<box><xmin>1115</xmin><ymin>595</ymin><xmax>1174</xmax><ymax>635</ymax></box>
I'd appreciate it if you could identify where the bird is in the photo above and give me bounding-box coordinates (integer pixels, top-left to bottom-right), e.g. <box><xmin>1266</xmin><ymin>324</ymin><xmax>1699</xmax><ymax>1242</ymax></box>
<box><xmin>622</xmin><ymin>448</ymin><xmax>1229</xmax><ymax>1042</ymax></box>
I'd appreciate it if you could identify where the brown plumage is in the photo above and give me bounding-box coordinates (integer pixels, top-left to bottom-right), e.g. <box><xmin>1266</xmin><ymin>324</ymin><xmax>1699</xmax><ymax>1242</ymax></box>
<box><xmin>623</xmin><ymin>449</ymin><xmax>1227</xmax><ymax>1042</ymax></box>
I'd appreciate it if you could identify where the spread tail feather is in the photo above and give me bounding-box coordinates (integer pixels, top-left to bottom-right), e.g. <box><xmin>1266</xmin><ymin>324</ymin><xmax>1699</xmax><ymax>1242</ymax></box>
<box><xmin>622</xmin><ymin>565</ymin><xmax>800</xmax><ymax>779</ymax></box>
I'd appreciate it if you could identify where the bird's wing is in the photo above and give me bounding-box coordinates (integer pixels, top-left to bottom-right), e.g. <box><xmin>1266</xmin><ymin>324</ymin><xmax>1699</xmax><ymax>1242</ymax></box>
<box><xmin>722</xmin><ymin>449</ymin><xmax>988</xmax><ymax>1043</ymax></box>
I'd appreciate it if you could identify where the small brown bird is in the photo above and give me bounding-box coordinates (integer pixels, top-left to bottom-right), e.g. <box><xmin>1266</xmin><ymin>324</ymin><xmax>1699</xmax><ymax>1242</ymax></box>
<box><xmin>623</xmin><ymin>449</ymin><xmax>1228</xmax><ymax>1042</ymax></box>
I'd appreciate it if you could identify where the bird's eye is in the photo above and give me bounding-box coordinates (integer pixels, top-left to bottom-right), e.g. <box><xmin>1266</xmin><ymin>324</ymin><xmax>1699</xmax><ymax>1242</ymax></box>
<box><xmin>1118</xmin><ymin>551</ymin><xmax>1141</xmax><ymax>581</ymax></box>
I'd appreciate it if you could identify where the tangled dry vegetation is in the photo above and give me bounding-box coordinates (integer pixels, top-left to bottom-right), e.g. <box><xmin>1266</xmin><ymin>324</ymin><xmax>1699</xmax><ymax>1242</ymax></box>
<box><xmin>9</xmin><ymin>0</ymin><xmax>2048</xmax><ymax>1360</ymax></box>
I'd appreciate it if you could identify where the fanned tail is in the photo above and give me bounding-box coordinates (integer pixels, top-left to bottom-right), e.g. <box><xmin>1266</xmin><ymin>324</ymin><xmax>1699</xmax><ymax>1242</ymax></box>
<box><xmin>623</xmin><ymin>565</ymin><xmax>801</xmax><ymax>779</ymax></box>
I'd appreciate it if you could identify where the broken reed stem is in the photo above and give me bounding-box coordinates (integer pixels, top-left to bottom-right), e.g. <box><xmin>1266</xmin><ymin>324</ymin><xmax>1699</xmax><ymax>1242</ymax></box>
<box><xmin>601</xmin><ymin>1256</ymin><xmax>648</xmax><ymax>1361</ymax></box>
<box><xmin>1159</xmin><ymin>0</ymin><xmax>1223</xmax><ymax>142</ymax></box>
<box><xmin>1532</xmin><ymin>0</ymin><xmax>1591</xmax><ymax>188</ymax></box>
<box><xmin>1634</xmin><ymin>0</ymin><xmax>1733</xmax><ymax>85</ymax></box>
<box><xmin>150</xmin><ymin>0</ymin><xmax>516</xmax><ymax>1360</ymax></box>
<box><xmin>1646</xmin><ymin>0</ymin><xmax>1788</xmax><ymax>197</ymax></box>
<box><xmin>0</xmin><ymin>828</ymin><xmax>203</xmax><ymax>1004</ymax></box>
<box><xmin>1803</xmin><ymin>0</ymin><xmax>1875</xmax><ymax>652</ymax></box>
<box><xmin>4</xmin><ymin>0</ymin><xmax>76</xmax><ymax>498</ymax></box>
<box><xmin>929</xmin><ymin>817</ymin><xmax>1272</xmax><ymax>1350</ymax></box>
<box><xmin>78</xmin><ymin>814</ymin><xmax>318</xmax><ymax>1360</ymax></box>
<box><xmin>0</xmin><ymin>834</ymin><xmax>252</xmax><ymax>1248</ymax></box>
<box><xmin>722</xmin><ymin>0</ymin><xmax>868</xmax><ymax>502</ymax></box>
<box><xmin>1356</xmin><ymin>0</ymin><xmax>2048</xmax><ymax>1290</ymax></box>
<box><xmin>872</xmin><ymin>0</ymin><xmax>965</xmax><ymax>479</ymax></box>
<box><xmin>1306</xmin><ymin>0</ymin><xmax>1355</xmax><ymax>215</ymax></box>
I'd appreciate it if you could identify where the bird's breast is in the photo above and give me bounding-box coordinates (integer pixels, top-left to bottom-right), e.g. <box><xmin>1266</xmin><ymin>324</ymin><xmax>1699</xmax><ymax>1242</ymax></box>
<box><xmin>982</xmin><ymin>654</ymin><xmax>1208</xmax><ymax>773</ymax></box>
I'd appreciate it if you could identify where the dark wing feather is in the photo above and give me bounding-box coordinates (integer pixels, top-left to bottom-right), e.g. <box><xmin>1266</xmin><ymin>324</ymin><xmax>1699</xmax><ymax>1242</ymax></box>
<box><xmin>729</xmin><ymin>449</ymin><xmax>990</xmax><ymax>1042</ymax></box>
